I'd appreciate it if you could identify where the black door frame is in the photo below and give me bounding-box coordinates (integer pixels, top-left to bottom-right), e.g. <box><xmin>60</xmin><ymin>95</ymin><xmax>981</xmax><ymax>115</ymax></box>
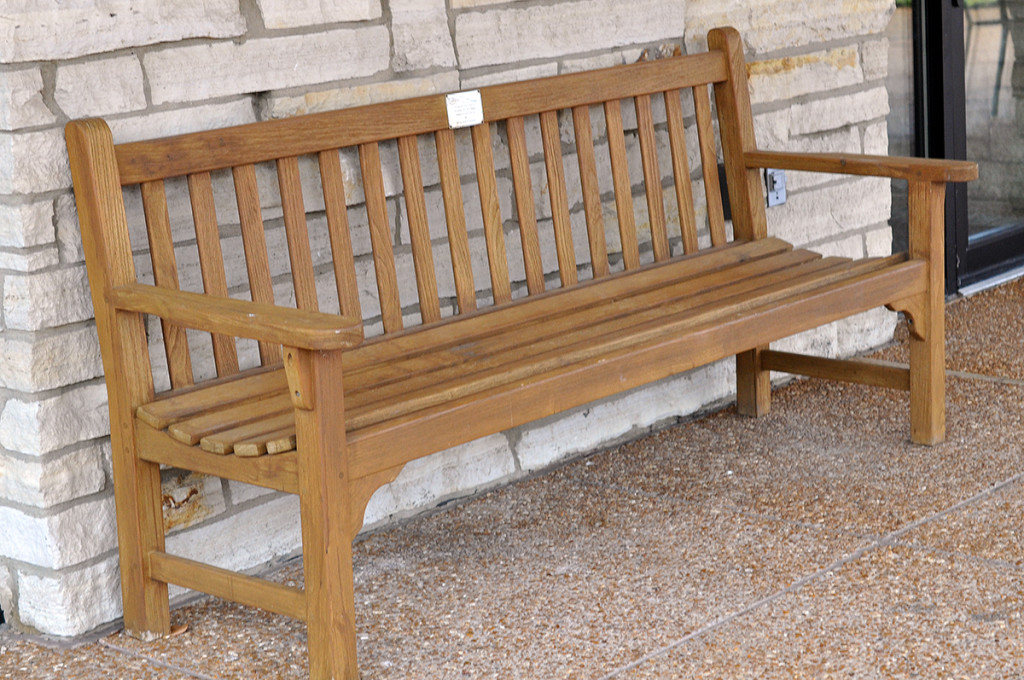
<box><xmin>914</xmin><ymin>0</ymin><xmax>969</xmax><ymax>295</ymax></box>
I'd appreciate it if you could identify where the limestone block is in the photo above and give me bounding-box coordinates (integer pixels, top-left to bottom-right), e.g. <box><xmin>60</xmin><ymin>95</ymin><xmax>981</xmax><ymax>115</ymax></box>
<box><xmin>460</xmin><ymin>63</ymin><xmax>558</xmax><ymax>89</ymax></box>
<box><xmin>391</xmin><ymin>0</ymin><xmax>457</xmax><ymax>72</ymax></box>
<box><xmin>265</xmin><ymin>72</ymin><xmax>460</xmax><ymax>119</ymax></box>
<box><xmin>107</xmin><ymin>99</ymin><xmax>256</xmax><ymax>145</ymax></box>
<box><xmin>161</xmin><ymin>472</ymin><xmax>226</xmax><ymax>534</ymax></box>
<box><xmin>450</xmin><ymin>0</ymin><xmax>507</xmax><ymax>7</ymax></box>
<box><xmin>0</xmin><ymin>1</ymin><xmax>245</xmax><ymax>64</ymax></box>
<box><xmin>0</xmin><ymin>495</ymin><xmax>116</xmax><ymax>569</ymax></box>
<box><xmin>0</xmin><ymin>444</ymin><xmax>106</xmax><ymax>508</ymax></box>
<box><xmin>455</xmin><ymin>0</ymin><xmax>687</xmax><ymax>69</ymax></box>
<box><xmin>747</xmin><ymin>47</ymin><xmax>864</xmax><ymax>105</ymax></box>
<box><xmin>55</xmin><ymin>56</ymin><xmax>145</xmax><ymax>119</ymax></box>
<box><xmin>862</xmin><ymin>121</ymin><xmax>888</xmax><ymax>155</ymax></box>
<box><xmin>0</xmin><ymin>128</ymin><xmax>71</xmax><ymax>194</ymax></box>
<box><xmin>813</xmin><ymin>234</ymin><xmax>865</xmax><ymax>260</ymax></box>
<box><xmin>0</xmin><ymin>199</ymin><xmax>55</xmax><ymax>249</ymax></box>
<box><xmin>0</xmin><ymin>383</ymin><xmax>109</xmax><ymax>456</ymax></box>
<box><xmin>54</xmin><ymin>193</ymin><xmax>84</xmax><ymax>264</ymax></box>
<box><xmin>145</xmin><ymin>26</ymin><xmax>390</xmax><ymax>106</ymax></box>
<box><xmin>0</xmin><ymin>67</ymin><xmax>55</xmax><ymax>130</ymax></box>
<box><xmin>0</xmin><ymin>247</ymin><xmax>58</xmax><ymax>272</ymax></box>
<box><xmin>17</xmin><ymin>557</ymin><xmax>121</xmax><ymax>637</ymax></box>
<box><xmin>861</xmin><ymin>38</ymin><xmax>889</xmax><ymax>81</ymax></box>
<box><xmin>685</xmin><ymin>0</ymin><xmax>893</xmax><ymax>54</ymax></box>
<box><xmin>257</xmin><ymin>0</ymin><xmax>380</xmax><ymax>29</ymax></box>
<box><xmin>0</xmin><ymin>325</ymin><xmax>103</xmax><ymax>392</ymax></box>
<box><xmin>865</xmin><ymin>225</ymin><xmax>893</xmax><ymax>257</ymax></box>
<box><xmin>363</xmin><ymin>434</ymin><xmax>516</xmax><ymax>527</ymax></box>
<box><xmin>165</xmin><ymin>494</ymin><xmax>302</xmax><ymax>574</ymax></box>
<box><xmin>771</xmin><ymin>322</ymin><xmax>837</xmax><ymax>359</ymax></box>
<box><xmin>3</xmin><ymin>266</ymin><xmax>93</xmax><ymax>331</ymax></box>
<box><xmin>227</xmin><ymin>481</ymin><xmax>277</xmax><ymax>506</ymax></box>
<box><xmin>835</xmin><ymin>307</ymin><xmax>897</xmax><ymax>355</ymax></box>
<box><xmin>0</xmin><ymin>564</ymin><xmax>12</xmax><ymax>624</ymax></box>
<box><xmin>789</xmin><ymin>87</ymin><xmax>890</xmax><ymax>136</ymax></box>
<box><xmin>766</xmin><ymin>176</ymin><xmax>891</xmax><ymax>247</ymax></box>
<box><xmin>515</xmin><ymin>360</ymin><xmax>734</xmax><ymax>471</ymax></box>
<box><xmin>559</xmin><ymin>47</ymin><xmax>646</xmax><ymax>74</ymax></box>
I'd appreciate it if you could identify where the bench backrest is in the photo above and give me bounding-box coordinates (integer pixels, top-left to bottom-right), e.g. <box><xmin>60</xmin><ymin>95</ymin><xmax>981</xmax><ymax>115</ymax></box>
<box><xmin>68</xmin><ymin>27</ymin><xmax>766</xmax><ymax>395</ymax></box>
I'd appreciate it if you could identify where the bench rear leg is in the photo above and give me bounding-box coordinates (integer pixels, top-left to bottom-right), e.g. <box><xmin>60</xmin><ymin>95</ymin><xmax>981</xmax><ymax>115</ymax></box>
<box><xmin>736</xmin><ymin>346</ymin><xmax>771</xmax><ymax>417</ymax></box>
<box><xmin>288</xmin><ymin>347</ymin><xmax>360</xmax><ymax>680</ymax></box>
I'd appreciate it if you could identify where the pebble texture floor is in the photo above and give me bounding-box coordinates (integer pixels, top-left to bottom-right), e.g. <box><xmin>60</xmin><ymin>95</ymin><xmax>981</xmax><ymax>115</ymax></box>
<box><xmin>4</xmin><ymin>278</ymin><xmax>1024</xmax><ymax>678</ymax></box>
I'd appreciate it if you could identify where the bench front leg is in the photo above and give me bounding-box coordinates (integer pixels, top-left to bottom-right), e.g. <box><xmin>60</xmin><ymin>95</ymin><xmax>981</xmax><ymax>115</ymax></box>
<box><xmin>906</xmin><ymin>180</ymin><xmax>947</xmax><ymax>445</ymax></box>
<box><xmin>285</xmin><ymin>346</ymin><xmax>359</xmax><ymax>680</ymax></box>
<box><xmin>736</xmin><ymin>345</ymin><xmax>771</xmax><ymax>417</ymax></box>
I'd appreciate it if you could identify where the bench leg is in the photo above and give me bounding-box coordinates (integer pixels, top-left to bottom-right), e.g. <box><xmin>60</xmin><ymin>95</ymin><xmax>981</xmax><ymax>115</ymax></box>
<box><xmin>906</xmin><ymin>179</ymin><xmax>947</xmax><ymax>446</ymax></box>
<box><xmin>113</xmin><ymin>454</ymin><xmax>171</xmax><ymax>641</ymax></box>
<box><xmin>736</xmin><ymin>346</ymin><xmax>771</xmax><ymax>417</ymax></box>
<box><xmin>908</xmin><ymin>293</ymin><xmax>945</xmax><ymax>445</ymax></box>
<box><xmin>288</xmin><ymin>347</ymin><xmax>360</xmax><ymax>680</ymax></box>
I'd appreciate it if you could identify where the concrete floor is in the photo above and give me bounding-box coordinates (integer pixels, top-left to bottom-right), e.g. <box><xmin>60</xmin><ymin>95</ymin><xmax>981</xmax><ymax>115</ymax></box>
<box><xmin>4</xmin><ymin>277</ymin><xmax>1024</xmax><ymax>679</ymax></box>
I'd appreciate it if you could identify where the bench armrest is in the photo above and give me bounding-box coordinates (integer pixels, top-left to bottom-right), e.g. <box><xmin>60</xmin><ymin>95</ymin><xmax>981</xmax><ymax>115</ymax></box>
<box><xmin>744</xmin><ymin>150</ymin><xmax>978</xmax><ymax>183</ymax></box>
<box><xmin>107</xmin><ymin>283</ymin><xmax>363</xmax><ymax>351</ymax></box>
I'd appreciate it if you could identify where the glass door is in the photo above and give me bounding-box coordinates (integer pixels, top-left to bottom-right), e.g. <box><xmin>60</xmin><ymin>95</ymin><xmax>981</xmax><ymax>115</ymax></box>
<box><xmin>887</xmin><ymin>0</ymin><xmax>1024</xmax><ymax>293</ymax></box>
<box><xmin>961</xmin><ymin>0</ymin><xmax>1024</xmax><ymax>287</ymax></box>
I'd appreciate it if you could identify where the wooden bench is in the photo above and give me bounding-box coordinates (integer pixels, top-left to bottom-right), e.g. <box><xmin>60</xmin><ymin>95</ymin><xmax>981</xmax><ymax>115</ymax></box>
<box><xmin>65</xmin><ymin>27</ymin><xmax>976</xmax><ymax>679</ymax></box>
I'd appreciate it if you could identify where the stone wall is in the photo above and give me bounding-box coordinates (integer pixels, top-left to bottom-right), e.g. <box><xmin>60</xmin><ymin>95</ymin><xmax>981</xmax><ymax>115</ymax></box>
<box><xmin>0</xmin><ymin>0</ymin><xmax>897</xmax><ymax>637</ymax></box>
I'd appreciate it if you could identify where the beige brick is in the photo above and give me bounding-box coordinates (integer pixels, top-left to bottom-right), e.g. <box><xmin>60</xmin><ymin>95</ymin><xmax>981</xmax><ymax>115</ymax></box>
<box><xmin>257</xmin><ymin>0</ymin><xmax>381</xmax><ymax>29</ymax></box>
<box><xmin>748</xmin><ymin>47</ymin><xmax>864</xmax><ymax>105</ymax></box>
<box><xmin>265</xmin><ymin>72</ymin><xmax>460</xmax><ymax>119</ymax></box>
<box><xmin>0</xmin><ymin>67</ymin><xmax>55</xmax><ymax>130</ymax></box>
<box><xmin>789</xmin><ymin>87</ymin><xmax>890</xmax><ymax>136</ymax></box>
<box><xmin>145</xmin><ymin>26</ymin><xmax>390</xmax><ymax>106</ymax></box>
<box><xmin>0</xmin><ymin>128</ymin><xmax>71</xmax><ymax>194</ymax></box>
<box><xmin>55</xmin><ymin>56</ymin><xmax>146</xmax><ymax>119</ymax></box>
<box><xmin>0</xmin><ymin>1</ymin><xmax>245</xmax><ymax>63</ymax></box>
<box><xmin>0</xmin><ymin>200</ymin><xmax>55</xmax><ymax>248</ymax></box>
<box><xmin>686</xmin><ymin>0</ymin><xmax>893</xmax><ymax>54</ymax></box>
<box><xmin>455</xmin><ymin>0</ymin><xmax>686</xmax><ymax>69</ymax></box>
<box><xmin>391</xmin><ymin>0</ymin><xmax>457</xmax><ymax>71</ymax></box>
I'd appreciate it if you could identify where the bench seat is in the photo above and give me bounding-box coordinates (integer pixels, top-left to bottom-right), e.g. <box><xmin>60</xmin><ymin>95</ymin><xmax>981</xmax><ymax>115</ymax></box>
<box><xmin>135</xmin><ymin>237</ymin><xmax>922</xmax><ymax>492</ymax></box>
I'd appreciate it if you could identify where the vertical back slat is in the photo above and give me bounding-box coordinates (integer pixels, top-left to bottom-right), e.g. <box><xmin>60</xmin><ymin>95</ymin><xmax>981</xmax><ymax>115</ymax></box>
<box><xmin>539</xmin><ymin>110</ymin><xmax>577</xmax><ymax>287</ymax></box>
<box><xmin>634</xmin><ymin>94</ymin><xmax>670</xmax><ymax>262</ymax></box>
<box><xmin>693</xmin><ymin>84</ymin><xmax>727</xmax><ymax>247</ymax></box>
<box><xmin>604</xmin><ymin>100</ymin><xmax>641</xmax><ymax>270</ymax></box>
<box><xmin>358</xmin><ymin>142</ymin><xmax>404</xmax><ymax>332</ymax></box>
<box><xmin>187</xmin><ymin>171</ymin><xmax>239</xmax><ymax>376</ymax></box>
<box><xmin>434</xmin><ymin>128</ymin><xmax>477</xmax><ymax>314</ymax></box>
<box><xmin>141</xmin><ymin>180</ymin><xmax>194</xmax><ymax>387</ymax></box>
<box><xmin>232</xmin><ymin>164</ymin><xmax>282</xmax><ymax>366</ymax></box>
<box><xmin>664</xmin><ymin>89</ymin><xmax>700</xmax><ymax>254</ymax></box>
<box><xmin>471</xmin><ymin>123</ymin><xmax>512</xmax><ymax>305</ymax></box>
<box><xmin>571</xmin><ymin>105</ymin><xmax>609</xmax><ymax>278</ymax></box>
<box><xmin>277</xmin><ymin>156</ymin><xmax>320</xmax><ymax>312</ymax></box>
<box><xmin>396</xmin><ymin>136</ymin><xmax>442</xmax><ymax>324</ymax></box>
<box><xmin>506</xmin><ymin>116</ymin><xmax>545</xmax><ymax>295</ymax></box>
<box><xmin>317</xmin><ymin>149</ymin><xmax>362</xmax><ymax>320</ymax></box>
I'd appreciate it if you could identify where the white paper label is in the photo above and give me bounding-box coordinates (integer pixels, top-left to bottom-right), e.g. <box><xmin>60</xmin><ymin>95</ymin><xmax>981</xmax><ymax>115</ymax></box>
<box><xmin>445</xmin><ymin>90</ymin><xmax>484</xmax><ymax>129</ymax></box>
